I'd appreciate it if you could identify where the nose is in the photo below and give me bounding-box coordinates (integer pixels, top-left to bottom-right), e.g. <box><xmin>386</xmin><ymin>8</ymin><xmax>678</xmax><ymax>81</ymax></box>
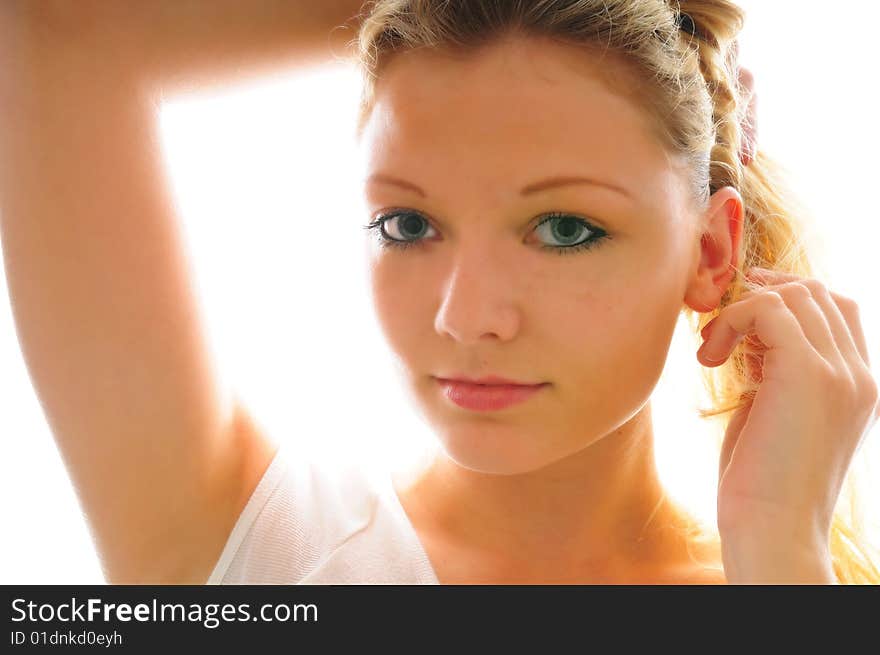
<box><xmin>433</xmin><ymin>245</ymin><xmax>521</xmax><ymax>344</ymax></box>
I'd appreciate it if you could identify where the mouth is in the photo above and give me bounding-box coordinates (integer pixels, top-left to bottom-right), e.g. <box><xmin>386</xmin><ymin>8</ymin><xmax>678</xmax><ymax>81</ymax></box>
<box><xmin>433</xmin><ymin>376</ymin><xmax>549</xmax><ymax>412</ymax></box>
<box><xmin>434</xmin><ymin>374</ymin><xmax>546</xmax><ymax>386</ymax></box>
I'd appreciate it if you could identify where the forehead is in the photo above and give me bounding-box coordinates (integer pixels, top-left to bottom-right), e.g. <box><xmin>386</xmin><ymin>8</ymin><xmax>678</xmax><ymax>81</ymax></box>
<box><xmin>357</xmin><ymin>35</ymin><xmax>675</xmax><ymax>202</ymax></box>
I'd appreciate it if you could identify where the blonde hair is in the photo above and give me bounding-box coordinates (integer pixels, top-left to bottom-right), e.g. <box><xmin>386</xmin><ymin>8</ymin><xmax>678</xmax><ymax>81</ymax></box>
<box><xmin>347</xmin><ymin>0</ymin><xmax>880</xmax><ymax>583</ymax></box>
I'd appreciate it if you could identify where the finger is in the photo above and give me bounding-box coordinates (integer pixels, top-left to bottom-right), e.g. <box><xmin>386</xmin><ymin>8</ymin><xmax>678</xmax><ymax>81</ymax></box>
<box><xmin>836</xmin><ymin>296</ymin><xmax>871</xmax><ymax>369</ymax></box>
<box><xmin>736</xmin><ymin>281</ymin><xmax>844</xmax><ymax>368</ymax></box>
<box><xmin>746</xmin><ymin>268</ymin><xmax>870</xmax><ymax>369</ymax></box>
<box><xmin>794</xmin><ymin>280</ymin><xmax>868</xmax><ymax>371</ymax></box>
<box><xmin>698</xmin><ymin>291</ymin><xmax>814</xmax><ymax>370</ymax></box>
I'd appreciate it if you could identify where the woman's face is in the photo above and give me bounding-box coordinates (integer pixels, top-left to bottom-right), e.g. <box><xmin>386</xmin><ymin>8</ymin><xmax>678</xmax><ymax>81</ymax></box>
<box><xmin>358</xmin><ymin>36</ymin><xmax>719</xmax><ymax>475</ymax></box>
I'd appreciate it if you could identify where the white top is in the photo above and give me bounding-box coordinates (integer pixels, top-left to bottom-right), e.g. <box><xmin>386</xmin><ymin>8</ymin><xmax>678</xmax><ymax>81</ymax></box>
<box><xmin>206</xmin><ymin>442</ymin><xmax>440</xmax><ymax>584</ymax></box>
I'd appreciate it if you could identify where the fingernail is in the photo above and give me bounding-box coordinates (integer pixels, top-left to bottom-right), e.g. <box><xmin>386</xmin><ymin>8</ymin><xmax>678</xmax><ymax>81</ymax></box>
<box><xmin>698</xmin><ymin>340</ymin><xmax>724</xmax><ymax>363</ymax></box>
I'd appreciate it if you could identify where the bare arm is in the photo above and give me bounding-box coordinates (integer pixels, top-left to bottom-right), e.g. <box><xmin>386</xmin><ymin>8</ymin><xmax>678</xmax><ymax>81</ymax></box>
<box><xmin>10</xmin><ymin>0</ymin><xmax>367</xmax><ymax>92</ymax></box>
<box><xmin>0</xmin><ymin>1</ymin><xmax>365</xmax><ymax>583</ymax></box>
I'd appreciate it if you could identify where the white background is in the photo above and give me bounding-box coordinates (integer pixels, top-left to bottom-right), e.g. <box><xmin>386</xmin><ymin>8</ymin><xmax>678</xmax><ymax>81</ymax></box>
<box><xmin>2</xmin><ymin>0</ymin><xmax>878</xmax><ymax>583</ymax></box>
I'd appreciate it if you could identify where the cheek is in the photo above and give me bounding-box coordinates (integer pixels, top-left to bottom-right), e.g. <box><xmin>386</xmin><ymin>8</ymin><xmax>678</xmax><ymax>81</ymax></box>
<box><xmin>549</xmin><ymin>287</ymin><xmax>635</xmax><ymax>369</ymax></box>
<box><xmin>548</xmin><ymin>282</ymin><xmax>676</xmax><ymax>403</ymax></box>
<box><xmin>369</xmin><ymin>257</ymin><xmax>432</xmax><ymax>359</ymax></box>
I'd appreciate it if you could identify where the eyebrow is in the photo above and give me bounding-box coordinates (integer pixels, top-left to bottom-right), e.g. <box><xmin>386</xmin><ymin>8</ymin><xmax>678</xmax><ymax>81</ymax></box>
<box><xmin>365</xmin><ymin>173</ymin><xmax>634</xmax><ymax>200</ymax></box>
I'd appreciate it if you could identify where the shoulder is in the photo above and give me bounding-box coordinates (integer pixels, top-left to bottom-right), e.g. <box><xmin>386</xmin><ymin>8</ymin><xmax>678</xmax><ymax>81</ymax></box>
<box><xmin>205</xmin><ymin>438</ymin><xmax>384</xmax><ymax>584</ymax></box>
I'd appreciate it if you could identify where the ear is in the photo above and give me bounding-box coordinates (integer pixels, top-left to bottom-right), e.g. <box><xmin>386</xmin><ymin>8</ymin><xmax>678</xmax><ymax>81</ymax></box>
<box><xmin>683</xmin><ymin>186</ymin><xmax>744</xmax><ymax>313</ymax></box>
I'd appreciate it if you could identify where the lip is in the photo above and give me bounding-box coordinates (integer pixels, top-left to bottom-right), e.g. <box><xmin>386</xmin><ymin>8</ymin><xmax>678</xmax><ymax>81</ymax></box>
<box><xmin>436</xmin><ymin>374</ymin><xmax>544</xmax><ymax>386</ymax></box>
<box><xmin>433</xmin><ymin>376</ymin><xmax>549</xmax><ymax>412</ymax></box>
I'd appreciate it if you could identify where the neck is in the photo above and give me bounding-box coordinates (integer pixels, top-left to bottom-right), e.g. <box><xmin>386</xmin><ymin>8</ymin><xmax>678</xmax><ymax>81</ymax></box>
<box><xmin>395</xmin><ymin>403</ymin><xmax>700</xmax><ymax>577</ymax></box>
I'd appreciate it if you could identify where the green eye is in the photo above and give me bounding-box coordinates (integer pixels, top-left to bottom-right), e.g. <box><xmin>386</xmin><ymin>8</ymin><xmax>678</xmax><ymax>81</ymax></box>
<box><xmin>362</xmin><ymin>210</ymin><xmax>610</xmax><ymax>255</ymax></box>
<box><xmin>382</xmin><ymin>212</ymin><xmax>435</xmax><ymax>242</ymax></box>
<box><xmin>532</xmin><ymin>212</ymin><xmax>609</xmax><ymax>255</ymax></box>
<box><xmin>535</xmin><ymin>213</ymin><xmax>595</xmax><ymax>247</ymax></box>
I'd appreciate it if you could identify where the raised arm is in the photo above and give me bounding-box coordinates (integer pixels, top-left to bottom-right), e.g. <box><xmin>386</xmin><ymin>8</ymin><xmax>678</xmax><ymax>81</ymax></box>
<box><xmin>0</xmin><ymin>1</ymin><xmax>365</xmax><ymax>584</ymax></box>
<box><xmin>9</xmin><ymin>0</ymin><xmax>366</xmax><ymax>92</ymax></box>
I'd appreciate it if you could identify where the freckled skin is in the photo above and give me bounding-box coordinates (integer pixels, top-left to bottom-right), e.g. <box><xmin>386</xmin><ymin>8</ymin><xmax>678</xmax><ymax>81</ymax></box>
<box><xmin>357</xmin><ymin>35</ymin><xmax>742</xmax><ymax>581</ymax></box>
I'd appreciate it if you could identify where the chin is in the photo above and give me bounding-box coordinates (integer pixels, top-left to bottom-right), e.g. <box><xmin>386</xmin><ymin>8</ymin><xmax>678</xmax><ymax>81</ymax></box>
<box><xmin>409</xmin><ymin>376</ymin><xmax>598</xmax><ymax>475</ymax></box>
<box><xmin>428</xmin><ymin>421</ymin><xmax>580</xmax><ymax>476</ymax></box>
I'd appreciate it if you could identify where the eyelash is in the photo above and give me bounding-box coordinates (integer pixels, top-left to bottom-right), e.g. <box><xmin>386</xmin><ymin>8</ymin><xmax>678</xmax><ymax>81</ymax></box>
<box><xmin>361</xmin><ymin>210</ymin><xmax>610</xmax><ymax>256</ymax></box>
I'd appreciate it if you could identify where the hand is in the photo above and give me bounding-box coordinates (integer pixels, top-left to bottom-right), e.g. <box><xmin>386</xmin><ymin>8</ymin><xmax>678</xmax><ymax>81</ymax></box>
<box><xmin>697</xmin><ymin>267</ymin><xmax>879</xmax><ymax>557</ymax></box>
